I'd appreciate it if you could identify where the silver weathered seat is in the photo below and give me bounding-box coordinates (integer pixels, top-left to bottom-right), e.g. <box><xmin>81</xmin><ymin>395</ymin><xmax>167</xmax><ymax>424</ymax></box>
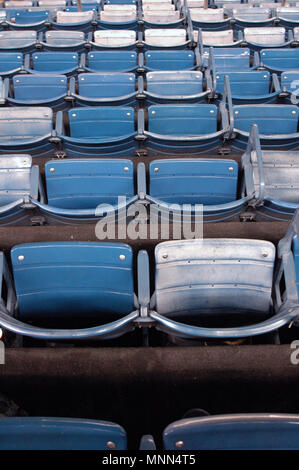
<box><xmin>56</xmin><ymin>10</ymin><xmax>94</xmax><ymax>24</ymax></box>
<box><xmin>190</xmin><ymin>8</ymin><xmax>225</xmax><ymax>22</ymax></box>
<box><xmin>144</xmin><ymin>28</ymin><xmax>188</xmax><ymax>47</ymax></box>
<box><xmin>100</xmin><ymin>5</ymin><xmax>137</xmax><ymax>23</ymax></box>
<box><xmin>294</xmin><ymin>27</ymin><xmax>299</xmax><ymax>41</ymax></box>
<box><xmin>194</xmin><ymin>29</ymin><xmax>240</xmax><ymax>46</ymax></box>
<box><xmin>143</xmin><ymin>10</ymin><xmax>180</xmax><ymax>23</ymax></box>
<box><xmin>93</xmin><ymin>30</ymin><xmax>136</xmax><ymax>47</ymax></box>
<box><xmin>244</xmin><ymin>27</ymin><xmax>292</xmax><ymax>50</ymax></box>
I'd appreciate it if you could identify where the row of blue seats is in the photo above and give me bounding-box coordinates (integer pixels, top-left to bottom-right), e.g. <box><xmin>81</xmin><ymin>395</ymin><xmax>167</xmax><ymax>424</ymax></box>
<box><xmin>0</xmin><ymin>99</ymin><xmax>297</xmax><ymax>157</ymax></box>
<box><xmin>0</xmin><ymin>414</ymin><xmax>299</xmax><ymax>449</ymax></box>
<box><xmin>0</xmin><ymin>126</ymin><xmax>298</xmax><ymax>225</ymax></box>
<box><xmin>0</xmin><ymin>26</ymin><xmax>298</xmax><ymax>53</ymax></box>
<box><xmin>0</xmin><ymin>47</ymin><xmax>298</xmax><ymax>77</ymax></box>
<box><xmin>0</xmin><ymin>200</ymin><xmax>299</xmax><ymax>342</ymax></box>
<box><xmin>0</xmin><ymin>68</ymin><xmax>297</xmax><ymax>110</ymax></box>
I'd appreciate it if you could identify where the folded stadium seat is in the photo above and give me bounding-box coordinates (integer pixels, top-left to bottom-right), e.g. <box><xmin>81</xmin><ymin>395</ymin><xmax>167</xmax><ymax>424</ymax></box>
<box><xmin>137</xmin><ymin>157</ymin><xmax>253</xmax><ymax>222</ymax></box>
<box><xmin>294</xmin><ymin>26</ymin><xmax>299</xmax><ymax>45</ymax></box>
<box><xmin>243</xmin><ymin>27</ymin><xmax>294</xmax><ymax>52</ymax></box>
<box><xmin>26</xmin><ymin>51</ymin><xmax>82</xmax><ymax>76</ymax></box>
<box><xmin>145</xmin><ymin>231</ymin><xmax>299</xmax><ymax>339</ymax></box>
<box><xmin>0</xmin><ymin>30</ymin><xmax>37</xmax><ymax>53</ymax></box>
<box><xmin>5</xmin><ymin>1</ymin><xmax>34</xmax><ymax>7</ymax></box>
<box><xmin>0</xmin><ymin>241</ymin><xmax>145</xmax><ymax>341</ymax></box>
<box><xmin>142</xmin><ymin>3</ymin><xmax>185</xmax><ymax>29</ymax></box>
<box><xmin>3</xmin><ymin>74</ymin><xmax>69</xmax><ymax>111</ymax></box>
<box><xmin>194</xmin><ymin>29</ymin><xmax>243</xmax><ymax>49</ymax></box>
<box><xmin>242</xmin><ymin>124</ymin><xmax>299</xmax><ymax>219</ymax></box>
<box><xmin>0</xmin><ymin>417</ymin><xmax>127</xmax><ymax>450</ymax></box>
<box><xmin>69</xmin><ymin>72</ymin><xmax>137</xmax><ymax>106</ymax></box>
<box><xmin>189</xmin><ymin>8</ymin><xmax>231</xmax><ymax>31</ymax></box>
<box><xmin>141</xmin><ymin>49</ymin><xmax>200</xmax><ymax>71</ymax></box>
<box><xmin>0</xmin><ymin>107</ymin><xmax>56</xmax><ymax>157</ymax></box>
<box><xmin>97</xmin><ymin>4</ymin><xmax>139</xmax><ymax>30</ymax></box>
<box><xmin>213</xmin><ymin>70</ymin><xmax>281</xmax><ymax>104</ymax></box>
<box><xmin>69</xmin><ymin>0</ymin><xmax>101</xmax><ymax>11</ymax></box>
<box><xmin>82</xmin><ymin>50</ymin><xmax>139</xmax><ymax>72</ymax></box>
<box><xmin>143</xmin><ymin>28</ymin><xmax>192</xmax><ymax>49</ymax></box>
<box><xmin>223</xmin><ymin>75</ymin><xmax>299</xmax><ymax>150</ymax></box>
<box><xmin>56</xmin><ymin>106</ymin><xmax>138</xmax><ymax>157</ymax></box>
<box><xmin>258</xmin><ymin>48</ymin><xmax>299</xmax><ymax>73</ymax></box>
<box><xmin>37</xmin><ymin>30</ymin><xmax>87</xmax><ymax>52</ymax></box>
<box><xmin>138</xmin><ymin>103</ymin><xmax>229</xmax><ymax>156</ymax></box>
<box><xmin>50</xmin><ymin>10</ymin><xmax>96</xmax><ymax>32</ymax></box>
<box><xmin>232</xmin><ymin>7</ymin><xmax>273</xmax><ymax>30</ymax></box>
<box><xmin>280</xmin><ymin>70</ymin><xmax>299</xmax><ymax>104</ymax></box>
<box><xmin>88</xmin><ymin>29</ymin><xmax>138</xmax><ymax>50</ymax></box>
<box><xmin>31</xmin><ymin>158</ymin><xmax>138</xmax><ymax>223</ymax></box>
<box><xmin>201</xmin><ymin>47</ymin><xmax>255</xmax><ymax>71</ymax></box>
<box><xmin>0</xmin><ymin>154</ymin><xmax>44</xmax><ymax>225</ymax></box>
<box><xmin>139</xmin><ymin>70</ymin><xmax>213</xmax><ymax>104</ymax></box>
<box><xmin>0</xmin><ymin>53</ymin><xmax>25</xmax><ymax>78</ymax></box>
<box><xmin>38</xmin><ymin>0</ymin><xmax>67</xmax><ymax>8</ymax></box>
<box><xmin>3</xmin><ymin>9</ymin><xmax>50</xmax><ymax>32</ymax></box>
<box><xmin>276</xmin><ymin>7</ymin><xmax>299</xmax><ymax>29</ymax></box>
<box><xmin>156</xmin><ymin>414</ymin><xmax>299</xmax><ymax>450</ymax></box>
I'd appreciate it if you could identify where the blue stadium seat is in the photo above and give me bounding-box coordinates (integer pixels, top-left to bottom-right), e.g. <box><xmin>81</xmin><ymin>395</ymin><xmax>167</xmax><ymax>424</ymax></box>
<box><xmin>232</xmin><ymin>7</ymin><xmax>273</xmax><ymax>30</ymax></box>
<box><xmin>32</xmin><ymin>158</ymin><xmax>138</xmax><ymax>222</ymax></box>
<box><xmin>242</xmin><ymin>124</ymin><xmax>299</xmax><ymax>219</ymax></box>
<box><xmin>0</xmin><ymin>154</ymin><xmax>43</xmax><ymax>225</ymax></box>
<box><xmin>88</xmin><ymin>29</ymin><xmax>138</xmax><ymax>50</ymax></box>
<box><xmin>4</xmin><ymin>74</ymin><xmax>69</xmax><ymax>110</ymax></box>
<box><xmin>0</xmin><ymin>52</ymin><xmax>25</xmax><ymax>77</ymax></box>
<box><xmin>83</xmin><ymin>50</ymin><xmax>139</xmax><ymax>72</ymax></box>
<box><xmin>137</xmin><ymin>158</ymin><xmax>252</xmax><ymax>222</ymax></box>
<box><xmin>4</xmin><ymin>9</ymin><xmax>50</xmax><ymax>31</ymax></box>
<box><xmin>0</xmin><ymin>30</ymin><xmax>37</xmax><ymax>53</ymax></box>
<box><xmin>161</xmin><ymin>414</ymin><xmax>299</xmax><ymax>449</ymax></box>
<box><xmin>276</xmin><ymin>7</ymin><xmax>299</xmax><ymax>29</ymax></box>
<box><xmin>50</xmin><ymin>10</ymin><xmax>96</xmax><ymax>32</ymax></box>
<box><xmin>243</xmin><ymin>27</ymin><xmax>293</xmax><ymax>52</ymax></box>
<box><xmin>142</xmin><ymin>49</ymin><xmax>200</xmax><ymax>71</ymax></box>
<box><xmin>0</xmin><ymin>241</ymin><xmax>140</xmax><ymax>340</ymax></box>
<box><xmin>138</xmin><ymin>104</ymin><xmax>228</xmax><ymax>155</ymax></box>
<box><xmin>141</xmin><ymin>70</ymin><xmax>212</xmax><ymax>104</ymax></box>
<box><xmin>0</xmin><ymin>417</ymin><xmax>127</xmax><ymax>450</ymax></box>
<box><xmin>56</xmin><ymin>106</ymin><xmax>137</xmax><ymax>157</ymax></box>
<box><xmin>258</xmin><ymin>48</ymin><xmax>299</xmax><ymax>74</ymax></box>
<box><xmin>222</xmin><ymin>76</ymin><xmax>299</xmax><ymax>150</ymax></box>
<box><xmin>189</xmin><ymin>7</ymin><xmax>231</xmax><ymax>31</ymax></box>
<box><xmin>280</xmin><ymin>70</ymin><xmax>299</xmax><ymax>104</ymax></box>
<box><xmin>0</xmin><ymin>106</ymin><xmax>55</xmax><ymax>156</ymax></box>
<box><xmin>201</xmin><ymin>47</ymin><xmax>254</xmax><ymax>71</ymax></box>
<box><xmin>27</xmin><ymin>52</ymin><xmax>81</xmax><ymax>76</ymax></box>
<box><xmin>38</xmin><ymin>30</ymin><xmax>87</xmax><ymax>52</ymax></box>
<box><xmin>69</xmin><ymin>72</ymin><xmax>137</xmax><ymax>106</ymax></box>
<box><xmin>214</xmin><ymin>70</ymin><xmax>281</xmax><ymax>104</ymax></box>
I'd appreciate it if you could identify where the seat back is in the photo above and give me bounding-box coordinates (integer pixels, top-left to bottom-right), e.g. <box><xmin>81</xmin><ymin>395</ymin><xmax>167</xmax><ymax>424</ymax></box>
<box><xmin>233</xmin><ymin>7</ymin><xmax>271</xmax><ymax>21</ymax></box>
<box><xmin>292</xmin><ymin>234</ymin><xmax>299</xmax><ymax>296</ymax></box>
<box><xmin>0</xmin><ymin>107</ymin><xmax>53</xmax><ymax>142</ymax></box>
<box><xmin>0</xmin><ymin>31</ymin><xmax>36</xmax><ymax>48</ymax></box>
<box><xmin>12</xmin><ymin>74</ymin><xmax>67</xmax><ymax>100</ymax></box>
<box><xmin>233</xmin><ymin>105</ymin><xmax>298</xmax><ymax>134</ymax></box>
<box><xmin>149</xmin><ymin>158</ymin><xmax>238</xmax><ymax>205</ymax></box>
<box><xmin>143</xmin><ymin>10</ymin><xmax>180</xmax><ymax>23</ymax></box>
<box><xmin>196</xmin><ymin>29</ymin><xmax>234</xmax><ymax>45</ymax></box>
<box><xmin>294</xmin><ymin>27</ymin><xmax>299</xmax><ymax>41</ymax></box>
<box><xmin>0</xmin><ymin>417</ymin><xmax>127</xmax><ymax>450</ymax></box>
<box><xmin>146</xmin><ymin>71</ymin><xmax>203</xmax><ymax>96</ymax></box>
<box><xmin>0</xmin><ymin>155</ymin><xmax>32</xmax><ymax>206</ymax></box>
<box><xmin>0</xmin><ymin>52</ymin><xmax>23</xmax><ymax>72</ymax></box>
<box><xmin>39</xmin><ymin>0</ymin><xmax>66</xmax><ymax>7</ymax></box>
<box><xmin>87</xmin><ymin>51</ymin><xmax>137</xmax><ymax>72</ymax></box>
<box><xmin>154</xmin><ymin>238</ymin><xmax>275</xmax><ymax>315</ymax></box>
<box><xmin>163</xmin><ymin>414</ymin><xmax>299</xmax><ymax>450</ymax></box>
<box><xmin>203</xmin><ymin>47</ymin><xmax>250</xmax><ymax>70</ymax></box>
<box><xmin>281</xmin><ymin>70</ymin><xmax>299</xmax><ymax>95</ymax></box>
<box><xmin>244</xmin><ymin>27</ymin><xmax>285</xmax><ymax>44</ymax></box>
<box><xmin>216</xmin><ymin>71</ymin><xmax>270</xmax><ymax>96</ymax></box>
<box><xmin>56</xmin><ymin>10</ymin><xmax>93</xmax><ymax>23</ymax></box>
<box><xmin>147</xmin><ymin>104</ymin><xmax>218</xmax><ymax>136</ymax></box>
<box><xmin>68</xmin><ymin>106</ymin><xmax>135</xmax><ymax>138</ymax></box>
<box><xmin>191</xmin><ymin>8</ymin><xmax>224</xmax><ymax>21</ymax></box>
<box><xmin>249</xmin><ymin>150</ymin><xmax>299</xmax><ymax>203</ymax></box>
<box><xmin>144</xmin><ymin>50</ymin><xmax>195</xmax><ymax>71</ymax></box>
<box><xmin>277</xmin><ymin>7</ymin><xmax>299</xmax><ymax>21</ymax></box>
<box><xmin>32</xmin><ymin>52</ymin><xmax>78</xmax><ymax>72</ymax></box>
<box><xmin>260</xmin><ymin>49</ymin><xmax>299</xmax><ymax>71</ymax></box>
<box><xmin>45</xmin><ymin>30</ymin><xmax>85</xmax><ymax>45</ymax></box>
<box><xmin>11</xmin><ymin>241</ymin><xmax>135</xmax><ymax>319</ymax></box>
<box><xmin>12</xmin><ymin>9</ymin><xmax>49</xmax><ymax>24</ymax></box>
<box><xmin>78</xmin><ymin>72</ymin><xmax>135</xmax><ymax>98</ymax></box>
<box><xmin>45</xmin><ymin>159</ymin><xmax>134</xmax><ymax>208</ymax></box>
<box><xmin>144</xmin><ymin>28</ymin><xmax>186</xmax><ymax>47</ymax></box>
<box><xmin>93</xmin><ymin>30</ymin><xmax>136</xmax><ymax>46</ymax></box>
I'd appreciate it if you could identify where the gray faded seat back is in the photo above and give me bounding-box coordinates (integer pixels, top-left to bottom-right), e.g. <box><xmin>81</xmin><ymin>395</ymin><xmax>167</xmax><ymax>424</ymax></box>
<box><xmin>154</xmin><ymin>239</ymin><xmax>275</xmax><ymax>316</ymax></box>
